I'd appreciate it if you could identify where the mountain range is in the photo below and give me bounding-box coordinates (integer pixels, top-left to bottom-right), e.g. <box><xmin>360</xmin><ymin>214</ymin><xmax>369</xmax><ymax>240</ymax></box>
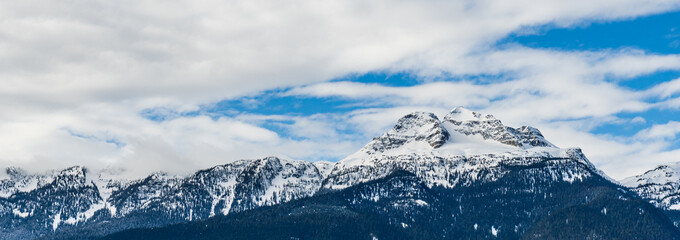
<box><xmin>1</xmin><ymin>107</ymin><xmax>679</xmax><ymax>239</ymax></box>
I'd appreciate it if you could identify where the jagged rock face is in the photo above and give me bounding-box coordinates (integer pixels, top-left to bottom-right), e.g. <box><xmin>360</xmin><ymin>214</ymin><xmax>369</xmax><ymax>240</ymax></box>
<box><xmin>229</xmin><ymin>157</ymin><xmax>323</xmax><ymax>212</ymax></box>
<box><xmin>362</xmin><ymin>112</ymin><xmax>449</xmax><ymax>154</ymax></box>
<box><xmin>622</xmin><ymin>164</ymin><xmax>680</xmax><ymax>210</ymax></box>
<box><xmin>108</xmin><ymin>172</ymin><xmax>184</xmax><ymax>217</ymax></box>
<box><xmin>109</xmin><ymin>157</ymin><xmax>324</xmax><ymax>220</ymax></box>
<box><xmin>443</xmin><ymin>107</ymin><xmax>555</xmax><ymax>148</ymax></box>
<box><xmin>513</xmin><ymin>126</ymin><xmax>554</xmax><ymax>147</ymax></box>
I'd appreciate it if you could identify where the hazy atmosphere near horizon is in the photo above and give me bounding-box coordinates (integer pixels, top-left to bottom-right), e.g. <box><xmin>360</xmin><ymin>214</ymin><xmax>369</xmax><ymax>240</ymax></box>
<box><xmin>2</xmin><ymin>0</ymin><xmax>680</xmax><ymax>180</ymax></box>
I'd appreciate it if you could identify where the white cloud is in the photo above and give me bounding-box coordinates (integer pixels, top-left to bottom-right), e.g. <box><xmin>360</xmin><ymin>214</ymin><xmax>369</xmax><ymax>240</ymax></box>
<box><xmin>646</xmin><ymin>77</ymin><xmax>680</xmax><ymax>99</ymax></box>
<box><xmin>631</xmin><ymin>116</ymin><xmax>646</xmax><ymax>124</ymax></box>
<box><xmin>288</xmin><ymin>48</ymin><xmax>680</xmax><ymax>125</ymax></box>
<box><xmin>635</xmin><ymin>121</ymin><xmax>680</xmax><ymax>140</ymax></box>
<box><xmin>0</xmin><ymin>0</ymin><xmax>680</xmax><ymax>178</ymax></box>
<box><xmin>283</xmin><ymin>47</ymin><xmax>680</xmax><ymax>179</ymax></box>
<box><xmin>533</xmin><ymin>121</ymin><xmax>677</xmax><ymax>179</ymax></box>
<box><xmin>0</xmin><ymin>104</ymin><xmax>364</xmax><ymax>177</ymax></box>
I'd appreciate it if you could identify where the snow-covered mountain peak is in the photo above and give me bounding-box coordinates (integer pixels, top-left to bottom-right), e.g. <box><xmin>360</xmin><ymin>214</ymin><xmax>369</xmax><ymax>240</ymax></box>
<box><xmin>5</xmin><ymin>167</ymin><xmax>27</xmax><ymax>179</ymax></box>
<box><xmin>52</xmin><ymin>166</ymin><xmax>89</xmax><ymax>189</ymax></box>
<box><xmin>342</xmin><ymin>109</ymin><xmax>559</xmax><ymax>165</ymax></box>
<box><xmin>144</xmin><ymin>171</ymin><xmax>178</xmax><ymax>182</ymax></box>
<box><xmin>445</xmin><ymin>107</ymin><xmax>496</xmax><ymax>122</ymax></box>
<box><xmin>358</xmin><ymin>112</ymin><xmax>450</xmax><ymax>155</ymax></box>
<box><xmin>328</xmin><ymin>109</ymin><xmax>585</xmax><ymax>190</ymax></box>
<box><xmin>59</xmin><ymin>166</ymin><xmax>86</xmax><ymax>176</ymax></box>
<box><xmin>622</xmin><ymin>162</ymin><xmax>680</xmax><ymax>210</ymax></box>
<box><xmin>442</xmin><ymin>108</ymin><xmax>555</xmax><ymax>148</ymax></box>
<box><xmin>622</xmin><ymin>163</ymin><xmax>680</xmax><ymax>187</ymax></box>
<box><xmin>0</xmin><ymin>167</ymin><xmax>46</xmax><ymax>198</ymax></box>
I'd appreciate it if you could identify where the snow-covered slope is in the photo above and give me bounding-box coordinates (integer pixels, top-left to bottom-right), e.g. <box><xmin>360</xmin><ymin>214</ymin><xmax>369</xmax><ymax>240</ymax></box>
<box><xmin>0</xmin><ymin>157</ymin><xmax>325</xmax><ymax>239</ymax></box>
<box><xmin>0</xmin><ymin>167</ymin><xmax>52</xmax><ymax>198</ymax></box>
<box><xmin>0</xmin><ymin>166</ymin><xmax>103</xmax><ymax>237</ymax></box>
<box><xmin>108</xmin><ymin>156</ymin><xmax>324</xmax><ymax>218</ymax></box>
<box><xmin>622</xmin><ymin>163</ymin><xmax>680</xmax><ymax>210</ymax></box>
<box><xmin>313</xmin><ymin>161</ymin><xmax>335</xmax><ymax>179</ymax></box>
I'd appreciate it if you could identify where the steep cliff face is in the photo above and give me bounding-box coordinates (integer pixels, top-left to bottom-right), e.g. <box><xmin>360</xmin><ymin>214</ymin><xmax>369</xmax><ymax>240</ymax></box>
<box><xmin>443</xmin><ymin>107</ymin><xmax>555</xmax><ymax>148</ymax></box>
<box><xmin>361</xmin><ymin>112</ymin><xmax>450</xmax><ymax>154</ymax></box>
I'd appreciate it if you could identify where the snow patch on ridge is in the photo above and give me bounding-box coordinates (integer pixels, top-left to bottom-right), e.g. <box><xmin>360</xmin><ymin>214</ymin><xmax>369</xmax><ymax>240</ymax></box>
<box><xmin>65</xmin><ymin>202</ymin><xmax>107</xmax><ymax>225</ymax></box>
<box><xmin>13</xmin><ymin>209</ymin><xmax>29</xmax><ymax>218</ymax></box>
<box><xmin>447</xmin><ymin>107</ymin><xmax>486</xmax><ymax>122</ymax></box>
<box><xmin>313</xmin><ymin>161</ymin><xmax>335</xmax><ymax>179</ymax></box>
<box><xmin>52</xmin><ymin>212</ymin><xmax>61</xmax><ymax>231</ymax></box>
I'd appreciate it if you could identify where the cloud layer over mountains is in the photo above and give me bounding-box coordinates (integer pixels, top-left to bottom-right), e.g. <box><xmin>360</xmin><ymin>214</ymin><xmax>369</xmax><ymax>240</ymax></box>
<box><xmin>1</xmin><ymin>0</ymin><xmax>679</xmax><ymax>178</ymax></box>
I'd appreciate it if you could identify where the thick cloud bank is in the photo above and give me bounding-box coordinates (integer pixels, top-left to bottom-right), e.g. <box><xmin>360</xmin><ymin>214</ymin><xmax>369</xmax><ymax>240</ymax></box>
<box><xmin>0</xmin><ymin>0</ymin><xmax>679</xmax><ymax>178</ymax></box>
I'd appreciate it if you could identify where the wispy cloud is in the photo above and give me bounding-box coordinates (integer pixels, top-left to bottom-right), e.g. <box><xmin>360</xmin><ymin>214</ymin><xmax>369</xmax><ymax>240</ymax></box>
<box><xmin>635</xmin><ymin>121</ymin><xmax>680</xmax><ymax>140</ymax></box>
<box><xmin>280</xmin><ymin>47</ymin><xmax>680</xmax><ymax>179</ymax></box>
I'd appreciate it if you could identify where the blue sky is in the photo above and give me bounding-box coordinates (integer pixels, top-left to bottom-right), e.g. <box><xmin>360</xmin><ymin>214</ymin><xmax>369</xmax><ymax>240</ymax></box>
<box><xmin>504</xmin><ymin>10</ymin><xmax>680</xmax><ymax>54</ymax></box>
<box><xmin>504</xmin><ymin>10</ymin><xmax>680</xmax><ymax>140</ymax></box>
<box><xmin>184</xmin><ymin>9</ymin><xmax>680</xmax><ymax>174</ymax></box>
<box><xmin>171</xmin><ymin>10</ymin><xmax>680</xmax><ymax>149</ymax></box>
<box><xmin>1</xmin><ymin>0</ymin><xmax>680</xmax><ymax>179</ymax></box>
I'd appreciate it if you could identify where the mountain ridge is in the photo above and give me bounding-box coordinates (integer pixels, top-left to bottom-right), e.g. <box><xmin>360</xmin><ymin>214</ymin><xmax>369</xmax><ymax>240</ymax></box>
<box><xmin>622</xmin><ymin>162</ymin><xmax>680</xmax><ymax>227</ymax></box>
<box><xmin>1</xmin><ymin>107</ymin><xmax>677</xmax><ymax>239</ymax></box>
